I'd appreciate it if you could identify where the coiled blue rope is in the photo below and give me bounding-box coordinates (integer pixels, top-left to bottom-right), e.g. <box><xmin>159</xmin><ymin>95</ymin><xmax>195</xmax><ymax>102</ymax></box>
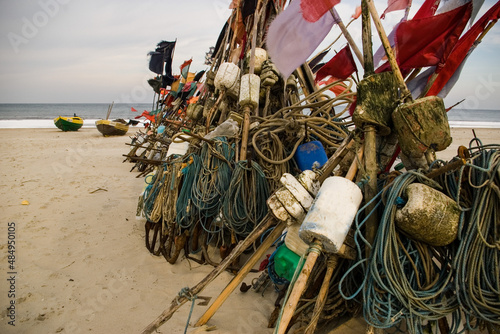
<box><xmin>176</xmin><ymin>153</ymin><xmax>201</xmax><ymax>229</ymax></box>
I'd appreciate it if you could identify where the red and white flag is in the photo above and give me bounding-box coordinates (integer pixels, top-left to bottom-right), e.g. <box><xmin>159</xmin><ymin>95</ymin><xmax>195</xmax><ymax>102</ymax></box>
<box><xmin>267</xmin><ymin>0</ymin><xmax>340</xmax><ymax>79</ymax></box>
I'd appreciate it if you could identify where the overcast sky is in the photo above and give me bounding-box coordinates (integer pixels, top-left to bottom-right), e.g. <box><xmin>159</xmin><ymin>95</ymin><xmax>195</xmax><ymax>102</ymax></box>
<box><xmin>1</xmin><ymin>0</ymin><xmax>499</xmax><ymax>110</ymax></box>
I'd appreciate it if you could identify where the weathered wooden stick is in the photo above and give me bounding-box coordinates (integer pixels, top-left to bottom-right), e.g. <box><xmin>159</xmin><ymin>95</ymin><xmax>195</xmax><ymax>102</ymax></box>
<box><xmin>277</xmin><ymin>240</ymin><xmax>323</xmax><ymax>334</ymax></box>
<box><xmin>304</xmin><ymin>255</ymin><xmax>339</xmax><ymax>334</ymax></box>
<box><xmin>364</xmin><ymin>124</ymin><xmax>378</xmax><ymax>256</ymax></box>
<box><xmin>239</xmin><ymin>105</ymin><xmax>252</xmax><ymax>161</ymax></box>
<box><xmin>317</xmin><ymin>130</ymin><xmax>356</xmax><ymax>184</ymax></box>
<box><xmin>345</xmin><ymin>145</ymin><xmax>364</xmax><ymax>181</ymax></box>
<box><xmin>239</xmin><ymin>0</ymin><xmax>262</xmax><ymax>160</ymax></box>
<box><xmin>140</xmin><ymin>213</ymin><xmax>276</xmax><ymax>334</ymax></box>
<box><xmin>365</xmin><ymin>0</ymin><xmax>411</xmax><ymax>101</ymax></box>
<box><xmin>330</xmin><ymin>8</ymin><xmax>364</xmax><ymax>67</ymax></box>
<box><xmin>195</xmin><ymin>220</ymin><xmax>286</xmax><ymax>326</ymax></box>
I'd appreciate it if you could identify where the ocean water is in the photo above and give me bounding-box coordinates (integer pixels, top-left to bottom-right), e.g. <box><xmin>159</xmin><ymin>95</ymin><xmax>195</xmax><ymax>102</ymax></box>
<box><xmin>0</xmin><ymin>103</ymin><xmax>499</xmax><ymax>129</ymax></box>
<box><xmin>0</xmin><ymin>103</ymin><xmax>153</xmax><ymax>128</ymax></box>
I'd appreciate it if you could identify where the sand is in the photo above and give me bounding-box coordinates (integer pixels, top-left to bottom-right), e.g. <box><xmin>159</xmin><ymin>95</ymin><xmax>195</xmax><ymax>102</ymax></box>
<box><xmin>0</xmin><ymin>126</ymin><xmax>498</xmax><ymax>334</ymax></box>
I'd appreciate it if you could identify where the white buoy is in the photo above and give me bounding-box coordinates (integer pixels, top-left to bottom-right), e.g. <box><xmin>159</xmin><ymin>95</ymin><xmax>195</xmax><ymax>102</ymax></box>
<box><xmin>239</xmin><ymin>74</ymin><xmax>260</xmax><ymax>109</ymax></box>
<box><xmin>214</xmin><ymin>62</ymin><xmax>240</xmax><ymax>99</ymax></box>
<box><xmin>299</xmin><ymin>176</ymin><xmax>363</xmax><ymax>253</ymax></box>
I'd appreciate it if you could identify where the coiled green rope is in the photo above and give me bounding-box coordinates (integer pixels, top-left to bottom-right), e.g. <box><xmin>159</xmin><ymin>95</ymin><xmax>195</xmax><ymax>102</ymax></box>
<box><xmin>222</xmin><ymin>160</ymin><xmax>270</xmax><ymax>237</ymax></box>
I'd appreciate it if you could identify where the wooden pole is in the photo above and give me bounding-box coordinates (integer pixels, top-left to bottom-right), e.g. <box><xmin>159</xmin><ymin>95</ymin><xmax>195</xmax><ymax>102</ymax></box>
<box><xmin>304</xmin><ymin>255</ymin><xmax>339</xmax><ymax>334</ymax></box>
<box><xmin>276</xmin><ymin>240</ymin><xmax>323</xmax><ymax>334</ymax></box>
<box><xmin>195</xmin><ymin>221</ymin><xmax>286</xmax><ymax>327</ymax></box>
<box><xmin>363</xmin><ymin>124</ymin><xmax>378</xmax><ymax>254</ymax></box>
<box><xmin>239</xmin><ymin>105</ymin><xmax>252</xmax><ymax>161</ymax></box>
<box><xmin>365</xmin><ymin>0</ymin><xmax>411</xmax><ymax>101</ymax></box>
<box><xmin>330</xmin><ymin>8</ymin><xmax>364</xmax><ymax>67</ymax></box>
<box><xmin>239</xmin><ymin>0</ymin><xmax>262</xmax><ymax>161</ymax></box>
<box><xmin>317</xmin><ymin>130</ymin><xmax>356</xmax><ymax>184</ymax></box>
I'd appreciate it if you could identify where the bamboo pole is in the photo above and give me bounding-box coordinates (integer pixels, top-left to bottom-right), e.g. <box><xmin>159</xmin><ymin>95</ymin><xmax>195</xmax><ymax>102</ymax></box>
<box><xmin>277</xmin><ymin>240</ymin><xmax>323</xmax><ymax>334</ymax></box>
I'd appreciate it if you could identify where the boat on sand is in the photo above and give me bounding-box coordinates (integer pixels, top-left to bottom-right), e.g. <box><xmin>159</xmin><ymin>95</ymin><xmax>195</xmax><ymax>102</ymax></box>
<box><xmin>54</xmin><ymin>115</ymin><xmax>84</xmax><ymax>131</ymax></box>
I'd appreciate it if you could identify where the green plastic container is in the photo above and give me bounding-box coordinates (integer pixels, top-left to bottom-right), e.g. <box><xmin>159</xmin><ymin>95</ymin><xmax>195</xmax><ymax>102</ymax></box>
<box><xmin>273</xmin><ymin>244</ymin><xmax>303</xmax><ymax>282</ymax></box>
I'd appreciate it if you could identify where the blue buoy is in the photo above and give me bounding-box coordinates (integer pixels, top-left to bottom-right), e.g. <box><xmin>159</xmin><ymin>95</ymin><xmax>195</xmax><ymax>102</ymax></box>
<box><xmin>294</xmin><ymin>141</ymin><xmax>328</xmax><ymax>171</ymax></box>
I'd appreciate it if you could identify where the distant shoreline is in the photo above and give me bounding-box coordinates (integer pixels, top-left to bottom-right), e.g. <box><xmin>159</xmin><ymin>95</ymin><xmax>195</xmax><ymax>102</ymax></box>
<box><xmin>0</xmin><ymin>119</ymin><xmax>499</xmax><ymax>129</ymax></box>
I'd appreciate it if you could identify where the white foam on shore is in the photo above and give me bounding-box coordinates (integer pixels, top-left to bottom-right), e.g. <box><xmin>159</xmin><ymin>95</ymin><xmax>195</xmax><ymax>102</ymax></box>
<box><xmin>0</xmin><ymin>119</ymin><xmax>145</xmax><ymax>129</ymax></box>
<box><xmin>449</xmin><ymin>121</ymin><xmax>500</xmax><ymax>128</ymax></box>
<box><xmin>0</xmin><ymin>119</ymin><xmax>499</xmax><ymax>129</ymax></box>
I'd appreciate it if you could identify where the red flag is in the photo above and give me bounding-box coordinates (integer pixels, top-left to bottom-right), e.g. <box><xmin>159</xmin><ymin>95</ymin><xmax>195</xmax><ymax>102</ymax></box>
<box><xmin>135</xmin><ymin>110</ymin><xmax>155</xmax><ymax>122</ymax></box>
<box><xmin>426</xmin><ymin>1</ymin><xmax>500</xmax><ymax>96</ymax></box>
<box><xmin>267</xmin><ymin>0</ymin><xmax>338</xmax><ymax>79</ymax></box>
<box><xmin>300</xmin><ymin>0</ymin><xmax>340</xmax><ymax>22</ymax></box>
<box><xmin>381</xmin><ymin>0</ymin><xmax>411</xmax><ymax>19</ymax></box>
<box><xmin>315</xmin><ymin>45</ymin><xmax>357</xmax><ymax>83</ymax></box>
<box><xmin>395</xmin><ymin>3</ymin><xmax>471</xmax><ymax>70</ymax></box>
<box><xmin>413</xmin><ymin>0</ymin><xmax>441</xmax><ymax>19</ymax></box>
<box><xmin>131</xmin><ymin>107</ymin><xmax>137</xmax><ymax>112</ymax></box>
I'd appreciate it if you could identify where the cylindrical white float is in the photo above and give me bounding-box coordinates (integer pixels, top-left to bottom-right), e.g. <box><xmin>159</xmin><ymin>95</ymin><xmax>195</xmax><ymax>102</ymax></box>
<box><xmin>214</xmin><ymin>62</ymin><xmax>240</xmax><ymax>99</ymax></box>
<box><xmin>239</xmin><ymin>73</ymin><xmax>260</xmax><ymax>109</ymax></box>
<box><xmin>299</xmin><ymin>176</ymin><xmax>363</xmax><ymax>253</ymax></box>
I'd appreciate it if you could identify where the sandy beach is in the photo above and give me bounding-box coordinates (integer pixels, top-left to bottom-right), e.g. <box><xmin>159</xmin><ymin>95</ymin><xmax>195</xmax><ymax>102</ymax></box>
<box><xmin>0</xmin><ymin>126</ymin><xmax>498</xmax><ymax>334</ymax></box>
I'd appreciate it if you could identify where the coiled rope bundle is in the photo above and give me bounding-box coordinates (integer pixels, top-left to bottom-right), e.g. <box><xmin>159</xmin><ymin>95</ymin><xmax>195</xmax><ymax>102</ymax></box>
<box><xmin>191</xmin><ymin>137</ymin><xmax>234</xmax><ymax>220</ymax></box>
<box><xmin>143</xmin><ymin>164</ymin><xmax>168</xmax><ymax>223</ymax></box>
<box><xmin>340</xmin><ymin>171</ymin><xmax>462</xmax><ymax>333</ymax></box>
<box><xmin>443</xmin><ymin>143</ymin><xmax>500</xmax><ymax>329</ymax></box>
<box><xmin>250</xmin><ymin>79</ymin><xmax>355</xmax><ymax>188</ymax></box>
<box><xmin>222</xmin><ymin>160</ymin><xmax>270</xmax><ymax>237</ymax></box>
<box><xmin>340</xmin><ymin>143</ymin><xmax>500</xmax><ymax>333</ymax></box>
<box><xmin>176</xmin><ymin>154</ymin><xmax>201</xmax><ymax>229</ymax></box>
